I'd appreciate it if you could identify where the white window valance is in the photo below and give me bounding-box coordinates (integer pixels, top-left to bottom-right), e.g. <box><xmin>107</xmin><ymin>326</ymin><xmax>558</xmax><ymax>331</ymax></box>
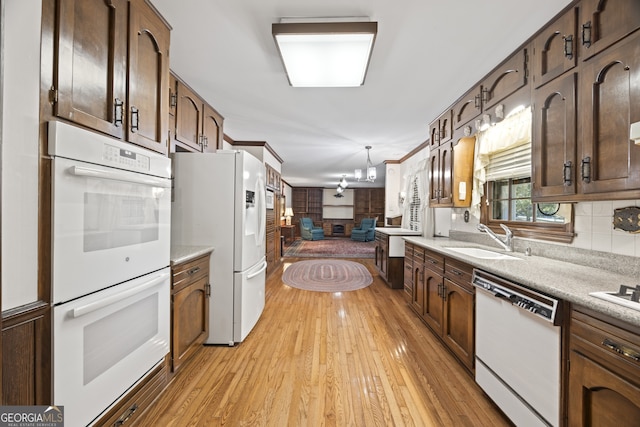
<box><xmin>471</xmin><ymin>106</ymin><xmax>532</xmax><ymax>216</ymax></box>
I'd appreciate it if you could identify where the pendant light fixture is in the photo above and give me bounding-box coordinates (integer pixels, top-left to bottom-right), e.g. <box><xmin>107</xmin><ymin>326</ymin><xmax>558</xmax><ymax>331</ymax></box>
<box><xmin>355</xmin><ymin>146</ymin><xmax>376</xmax><ymax>182</ymax></box>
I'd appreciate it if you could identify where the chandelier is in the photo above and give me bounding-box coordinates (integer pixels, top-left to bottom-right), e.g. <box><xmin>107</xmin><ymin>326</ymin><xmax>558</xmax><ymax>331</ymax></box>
<box><xmin>355</xmin><ymin>145</ymin><xmax>376</xmax><ymax>182</ymax></box>
<box><xmin>336</xmin><ymin>175</ymin><xmax>349</xmax><ymax>195</ymax></box>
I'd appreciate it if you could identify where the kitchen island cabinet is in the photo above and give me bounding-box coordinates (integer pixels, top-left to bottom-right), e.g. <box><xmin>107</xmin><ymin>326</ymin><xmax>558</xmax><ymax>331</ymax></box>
<box><xmin>374</xmin><ymin>228</ymin><xmax>421</xmax><ymax>289</ymax></box>
<box><xmin>170</xmin><ymin>248</ymin><xmax>212</xmax><ymax>374</ymax></box>
<box><xmin>568</xmin><ymin>307</ymin><xmax>640</xmax><ymax>426</ymax></box>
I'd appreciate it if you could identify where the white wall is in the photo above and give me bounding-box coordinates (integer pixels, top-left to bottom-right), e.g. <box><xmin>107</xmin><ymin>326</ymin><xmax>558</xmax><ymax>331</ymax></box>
<box><xmin>1</xmin><ymin>0</ymin><xmax>42</xmax><ymax>310</ymax></box>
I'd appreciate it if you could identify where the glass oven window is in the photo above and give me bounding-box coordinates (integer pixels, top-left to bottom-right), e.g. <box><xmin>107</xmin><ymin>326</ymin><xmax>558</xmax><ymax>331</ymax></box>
<box><xmin>83</xmin><ymin>293</ymin><xmax>158</xmax><ymax>384</ymax></box>
<box><xmin>84</xmin><ymin>191</ymin><xmax>160</xmax><ymax>252</ymax></box>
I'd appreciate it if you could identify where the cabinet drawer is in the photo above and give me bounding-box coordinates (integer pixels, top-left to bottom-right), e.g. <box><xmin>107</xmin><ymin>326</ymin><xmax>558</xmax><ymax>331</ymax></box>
<box><xmin>571</xmin><ymin>310</ymin><xmax>640</xmax><ymax>377</ymax></box>
<box><xmin>444</xmin><ymin>258</ymin><xmax>473</xmax><ymax>291</ymax></box>
<box><xmin>412</xmin><ymin>245</ymin><xmax>425</xmax><ymax>264</ymax></box>
<box><xmin>172</xmin><ymin>254</ymin><xmax>210</xmax><ymax>293</ymax></box>
<box><xmin>423</xmin><ymin>249</ymin><xmax>444</xmax><ymax>274</ymax></box>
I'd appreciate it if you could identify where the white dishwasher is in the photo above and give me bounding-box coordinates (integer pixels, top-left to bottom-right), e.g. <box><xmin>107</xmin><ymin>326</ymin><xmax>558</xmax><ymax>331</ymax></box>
<box><xmin>473</xmin><ymin>269</ymin><xmax>562</xmax><ymax>427</ymax></box>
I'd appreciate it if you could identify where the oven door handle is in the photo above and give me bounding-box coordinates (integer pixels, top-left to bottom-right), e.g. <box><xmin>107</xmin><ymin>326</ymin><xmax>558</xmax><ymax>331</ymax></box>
<box><xmin>71</xmin><ymin>271</ymin><xmax>169</xmax><ymax>318</ymax></box>
<box><xmin>69</xmin><ymin>165</ymin><xmax>171</xmax><ymax>188</ymax></box>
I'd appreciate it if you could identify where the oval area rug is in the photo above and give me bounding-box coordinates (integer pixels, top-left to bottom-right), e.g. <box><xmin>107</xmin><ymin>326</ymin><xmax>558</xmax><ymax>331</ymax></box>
<box><xmin>282</xmin><ymin>259</ymin><xmax>373</xmax><ymax>292</ymax></box>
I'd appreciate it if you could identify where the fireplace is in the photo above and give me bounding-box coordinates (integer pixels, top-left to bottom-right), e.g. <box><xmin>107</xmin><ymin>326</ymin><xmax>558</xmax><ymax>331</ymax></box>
<box><xmin>332</xmin><ymin>224</ymin><xmax>345</xmax><ymax>235</ymax></box>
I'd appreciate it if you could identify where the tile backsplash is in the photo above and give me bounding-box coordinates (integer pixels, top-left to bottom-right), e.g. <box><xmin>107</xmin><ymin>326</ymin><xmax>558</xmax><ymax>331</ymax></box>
<box><xmin>449</xmin><ymin>200</ymin><xmax>640</xmax><ymax>257</ymax></box>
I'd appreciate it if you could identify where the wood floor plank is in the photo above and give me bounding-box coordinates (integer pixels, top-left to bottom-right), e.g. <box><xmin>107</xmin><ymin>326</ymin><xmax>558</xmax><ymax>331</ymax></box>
<box><xmin>135</xmin><ymin>258</ymin><xmax>510</xmax><ymax>426</ymax></box>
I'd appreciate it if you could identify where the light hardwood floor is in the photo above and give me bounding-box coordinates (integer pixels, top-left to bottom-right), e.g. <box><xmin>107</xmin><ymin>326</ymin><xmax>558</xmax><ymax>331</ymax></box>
<box><xmin>136</xmin><ymin>258</ymin><xmax>510</xmax><ymax>426</ymax></box>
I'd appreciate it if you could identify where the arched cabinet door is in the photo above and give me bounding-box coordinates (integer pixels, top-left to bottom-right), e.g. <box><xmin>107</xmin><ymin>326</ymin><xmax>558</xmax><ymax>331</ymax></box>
<box><xmin>532</xmin><ymin>6</ymin><xmax>577</xmax><ymax>89</ymax></box>
<box><xmin>175</xmin><ymin>80</ymin><xmax>203</xmax><ymax>152</ymax></box>
<box><xmin>579</xmin><ymin>32</ymin><xmax>640</xmax><ymax>195</ymax></box>
<box><xmin>532</xmin><ymin>72</ymin><xmax>577</xmax><ymax>201</ymax></box>
<box><xmin>127</xmin><ymin>0</ymin><xmax>170</xmax><ymax>155</ymax></box>
<box><xmin>202</xmin><ymin>103</ymin><xmax>224</xmax><ymax>153</ymax></box>
<box><xmin>55</xmin><ymin>0</ymin><xmax>128</xmax><ymax>139</ymax></box>
<box><xmin>578</xmin><ymin>0</ymin><xmax>640</xmax><ymax>62</ymax></box>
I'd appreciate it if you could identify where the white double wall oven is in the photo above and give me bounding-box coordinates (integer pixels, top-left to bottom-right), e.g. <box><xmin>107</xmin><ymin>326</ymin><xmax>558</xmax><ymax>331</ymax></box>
<box><xmin>49</xmin><ymin>121</ymin><xmax>172</xmax><ymax>426</ymax></box>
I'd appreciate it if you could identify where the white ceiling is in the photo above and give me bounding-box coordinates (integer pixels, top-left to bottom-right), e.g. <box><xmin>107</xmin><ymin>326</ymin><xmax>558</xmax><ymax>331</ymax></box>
<box><xmin>150</xmin><ymin>0</ymin><xmax>572</xmax><ymax>189</ymax></box>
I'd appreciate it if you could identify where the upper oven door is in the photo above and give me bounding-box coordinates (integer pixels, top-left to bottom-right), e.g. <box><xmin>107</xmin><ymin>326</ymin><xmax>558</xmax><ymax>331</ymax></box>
<box><xmin>52</xmin><ymin>155</ymin><xmax>171</xmax><ymax>304</ymax></box>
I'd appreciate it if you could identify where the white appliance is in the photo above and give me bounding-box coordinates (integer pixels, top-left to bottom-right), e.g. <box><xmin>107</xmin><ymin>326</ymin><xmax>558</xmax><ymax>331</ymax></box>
<box><xmin>473</xmin><ymin>269</ymin><xmax>561</xmax><ymax>427</ymax></box>
<box><xmin>48</xmin><ymin>121</ymin><xmax>172</xmax><ymax>426</ymax></box>
<box><xmin>172</xmin><ymin>150</ymin><xmax>267</xmax><ymax>345</ymax></box>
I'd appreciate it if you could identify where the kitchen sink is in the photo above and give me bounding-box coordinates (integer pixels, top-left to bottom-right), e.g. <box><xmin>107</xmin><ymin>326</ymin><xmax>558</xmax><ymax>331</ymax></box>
<box><xmin>444</xmin><ymin>247</ymin><xmax>521</xmax><ymax>260</ymax></box>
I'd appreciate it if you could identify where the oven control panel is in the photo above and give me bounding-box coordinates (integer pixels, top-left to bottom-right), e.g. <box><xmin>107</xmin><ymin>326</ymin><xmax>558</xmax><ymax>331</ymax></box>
<box><xmin>103</xmin><ymin>144</ymin><xmax>150</xmax><ymax>172</ymax></box>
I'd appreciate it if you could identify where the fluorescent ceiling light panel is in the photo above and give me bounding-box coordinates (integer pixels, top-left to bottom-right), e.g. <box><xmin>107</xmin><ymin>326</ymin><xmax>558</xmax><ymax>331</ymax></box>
<box><xmin>273</xmin><ymin>21</ymin><xmax>377</xmax><ymax>87</ymax></box>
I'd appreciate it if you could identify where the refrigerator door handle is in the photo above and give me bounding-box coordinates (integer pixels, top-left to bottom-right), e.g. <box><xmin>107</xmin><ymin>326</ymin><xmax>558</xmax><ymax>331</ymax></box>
<box><xmin>255</xmin><ymin>176</ymin><xmax>267</xmax><ymax>246</ymax></box>
<box><xmin>247</xmin><ymin>260</ymin><xmax>268</xmax><ymax>279</ymax></box>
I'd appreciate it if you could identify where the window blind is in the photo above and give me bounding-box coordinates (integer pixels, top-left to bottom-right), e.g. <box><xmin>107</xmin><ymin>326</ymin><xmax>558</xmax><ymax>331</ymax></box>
<box><xmin>485</xmin><ymin>141</ymin><xmax>531</xmax><ymax>181</ymax></box>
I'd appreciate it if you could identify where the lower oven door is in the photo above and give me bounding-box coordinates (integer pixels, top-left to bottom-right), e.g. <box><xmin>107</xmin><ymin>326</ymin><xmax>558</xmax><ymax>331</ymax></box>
<box><xmin>53</xmin><ymin>268</ymin><xmax>170</xmax><ymax>426</ymax></box>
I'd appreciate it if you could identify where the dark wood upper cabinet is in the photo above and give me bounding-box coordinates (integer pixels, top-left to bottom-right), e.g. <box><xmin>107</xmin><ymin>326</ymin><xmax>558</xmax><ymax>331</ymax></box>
<box><xmin>172</xmin><ymin>75</ymin><xmax>224</xmax><ymax>153</ymax></box>
<box><xmin>452</xmin><ymin>88</ymin><xmax>482</xmax><ymax>131</ymax></box>
<box><xmin>54</xmin><ymin>0</ymin><xmax>170</xmax><ymax>155</ymax></box>
<box><xmin>429</xmin><ymin>141</ymin><xmax>453</xmax><ymax>207</ymax></box>
<box><xmin>578</xmin><ymin>31</ymin><xmax>640</xmax><ymax>195</ymax></box>
<box><xmin>202</xmin><ymin>103</ymin><xmax>224</xmax><ymax>152</ymax></box>
<box><xmin>532</xmin><ymin>6</ymin><xmax>577</xmax><ymax>88</ymax></box>
<box><xmin>175</xmin><ymin>80</ymin><xmax>203</xmax><ymax>152</ymax></box>
<box><xmin>55</xmin><ymin>0</ymin><xmax>128</xmax><ymax>139</ymax></box>
<box><xmin>532</xmin><ymin>72</ymin><xmax>577</xmax><ymax>201</ymax></box>
<box><xmin>578</xmin><ymin>0</ymin><xmax>640</xmax><ymax>62</ymax></box>
<box><xmin>429</xmin><ymin>110</ymin><xmax>452</xmax><ymax>148</ymax></box>
<box><xmin>480</xmin><ymin>48</ymin><xmax>529</xmax><ymax>112</ymax></box>
<box><xmin>127</xmin><ymin>0</ymin><xmax>171</xmax><ymax>155</ymax></box>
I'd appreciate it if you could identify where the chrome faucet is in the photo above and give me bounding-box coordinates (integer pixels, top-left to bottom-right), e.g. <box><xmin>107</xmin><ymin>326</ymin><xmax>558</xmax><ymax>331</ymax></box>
<box><xmin>477</xmin><ymin>223</ymin><xmax>514</xmax><ymax>252</ymax></box>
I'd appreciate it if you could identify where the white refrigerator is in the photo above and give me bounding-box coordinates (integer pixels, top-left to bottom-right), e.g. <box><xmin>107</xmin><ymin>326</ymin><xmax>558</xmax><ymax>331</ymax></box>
<box><xmin>171</xmin><ymin>150</ymin><xmax>267</xmax><ymax>345</ymax></box>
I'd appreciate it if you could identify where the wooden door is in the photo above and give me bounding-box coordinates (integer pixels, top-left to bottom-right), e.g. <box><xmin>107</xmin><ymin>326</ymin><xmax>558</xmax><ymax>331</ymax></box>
<box><xmin>428</xmin><ymin>149</ymin><xmax>440</xmax><ymax>205</ymax></box>
<box><xmin>411</xmin><ymin>264</ymin><xmax>425</xmax><ymax>316</ymax></box>
<box><xmin>532</xmin><ymin>6</ymin><xmax>577</xmax><ymax>88</ymax></box>
<box><xmin>403</xmin><ymin>246</ymin><xmax>413</xmax><ymax>299</ymax></box>
<box><xmin>438</xmin><ymin>142</ymin><xmax>453</xmax><ymax>206</ymax></box>
<box><xmin>172</xmin><ymin>275</ymin><xmax>209</xmax><ymax>372</ymax></box>
<box><xmin>568</xmin><ymin>350</ymin><xmax>640</xmax><ymax>426</ymax></box>
<box><xmin>579</xmin><ymin>0</ymin><xmax>640</xmax><ymax>62</ymax></box>
<box><xmin>452</xmin><ymin>88</ymin><xmax>482</xmax><ymax>130</ymax></box>
<box><xmin>532</xmin><ymin>72</ymin><xmax>577</xmax><ymax>201</ymax></box>
<box><xmin>175</xmin><ymin>80</ymin><xmax>203</xmax><ymax>152</ymax></box>
<box><xmin>422</xmin><ymin>269</ymin><xmax>444</xmax><ymax>335</ymax></box>
<box><xmin>202</xmin><ymin>103</ymin><xmax>224</xmax><ymax>152</ymax></box>
<box><xmin>55</xmin><ymin>0</ymin><xmax>128</xmax><ymax>139</ymax></box>
<box><xmin>481</xmin><ymin>48</ymin><xmax>529</xmax><ymax>111</ymax></box>
<box><xmin>442</xmin><ymin>278</ymin><xmax>474</xmax><ymax>371</ymax></box>
<box><xmin>579</xmin><ymin>33</ymin><xmax>640</xmax><ymax>195</ymax></box>
<box><xmin>127</xmin><ymin>0</ymin><xmax>170</xmax><ymax>155</ymax></box>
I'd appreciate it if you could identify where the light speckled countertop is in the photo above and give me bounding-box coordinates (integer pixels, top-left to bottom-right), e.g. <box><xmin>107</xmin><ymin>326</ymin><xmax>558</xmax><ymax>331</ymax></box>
<box><xmin>170</xmin><ymin>245</ymin><xmax>214</xmax><ymax>265</ymax></box>
<box><xmin>403</xmin><ymin>236</ymin><xmax>640</xmax><ymax>328</ymax></box>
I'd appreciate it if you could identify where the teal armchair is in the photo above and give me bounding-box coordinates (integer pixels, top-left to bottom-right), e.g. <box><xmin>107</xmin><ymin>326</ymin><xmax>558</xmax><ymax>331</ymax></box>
<box><xmin>300</xmin><ymin>218</ymin><xmax>324</xmax><ymax>240</ymax></box>
<box><xmin>351</xmin><ymin>218</ymin><xmax>376</xmax><ymax>241</ymax></box>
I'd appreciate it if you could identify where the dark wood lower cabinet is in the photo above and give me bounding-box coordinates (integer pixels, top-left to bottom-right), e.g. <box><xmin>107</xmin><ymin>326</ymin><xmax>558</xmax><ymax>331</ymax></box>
<box><xmin>405</xmin><ymin>243</ymin><xmax>475</xmax><ymax>374</ymax></box>
<box><xmin>1</xmin><ymin>301</ymin><xmax>50</xmax><ymax>406</ymax></box>
<box><xmin>568</xmin><ymin>308</ymin><xmax>640</xmax><ymax>426</ymax></box>
<box><xmin>171</xmin><ymin>253</ymin><xmax>211</xmax><ymax>374</ymax></box>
